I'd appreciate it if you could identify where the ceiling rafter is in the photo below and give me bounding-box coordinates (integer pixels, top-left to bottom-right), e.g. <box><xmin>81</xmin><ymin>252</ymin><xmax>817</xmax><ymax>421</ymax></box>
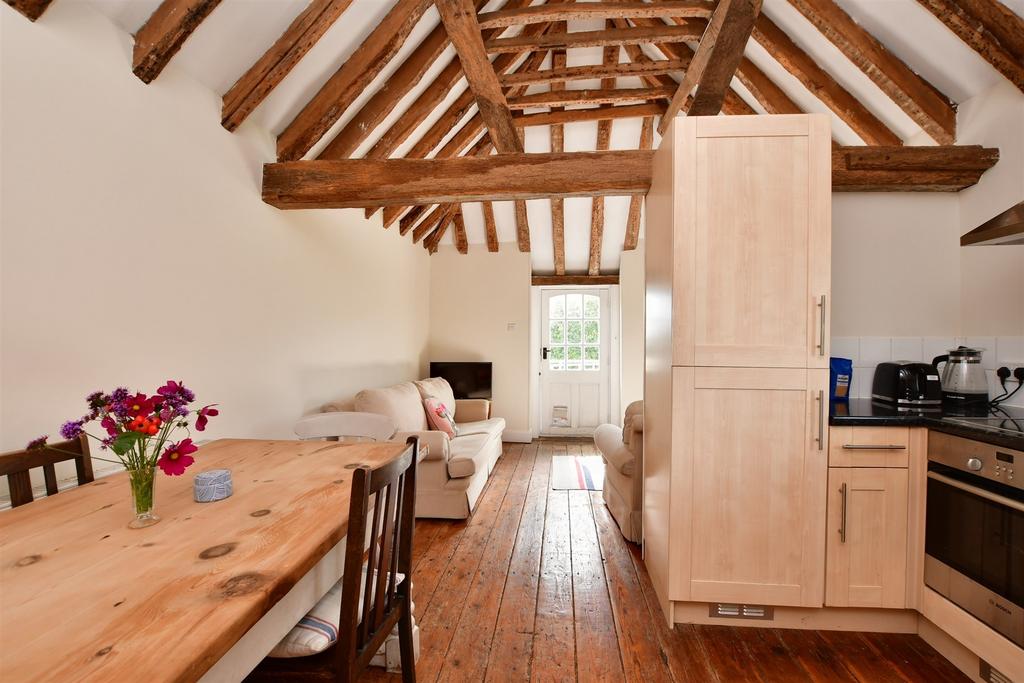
<box><xmin>509</xmin><ymin>87</ymin><xmax>675</xmax><ymax>108</ymax></box>
<box><xmin>3</xmin><ymin>0</ymin><xmax>52</xmax><ymax>21</ymax></box>
<box><xmin>589</xmin><ymin>41</ymin><xmax>620</xmax><ymax>276</ymax></box>
<box><xmin>482</xmin><ymin>202</ymin><xmax>499</xmax><ymax>252</ymax></box>
<box><xmin>133</xmin><ymin>0</ymin><xmax>222</xmax><ymax>84</ymax></box>
<box><xmin>515</xmin><ymin>102</ymin><xmax>667</xmax><ymax>128</ymax></box>
<box><xmin>221</xmin><ymin>0</ymin><xmax>354</xmax><ymax>132</ymax></box>
<box><xmin>277</xmin><ymin>0</ymin><xmax>432</xmax><ymax>161</ymax></box>
<box><xmin>624</xmin><ymin>115</ymin><xmax>655</xmax><ymax>251</ymax></box>
<box><xmin>550</xmin><ymin>41</ymin><xmax>567</xmax><ymax>276</ymax></box>
<box><xmin>452</xmin><ymin>209</ymin><xmax>469</xmax><ymax>254</ymax></box>
<box><xmin>916</xmin><ymin>0</ymin><xmax>1024</xmax><ymax>92</ymax></box>
<box><xmin>513</xmin><ymin>127</ymin><xmax>531</xmax><ymax>251</ymax></box>
<box><xmin>500</xmin><ymin>59</ymin><xmax>689</xmax><ymax>87</ymax></box>
<box><xmin>660</xmin><ymin>0</ymin><xmax>762</xmax><ymax>131</ymax></box>
<box><xmin>787</xmin><ymin>0</ymin><xmax>956</xmax><ymax>143</ymax></box>
<box><xmin>485</xmin><ymin>24</ymin><xmax>704</xmax><ymax>53</ymax></box>
<box><xmin>478</xmin><ymin>1</ymin><xmax>714</xmax><ymax>29</ymax></box>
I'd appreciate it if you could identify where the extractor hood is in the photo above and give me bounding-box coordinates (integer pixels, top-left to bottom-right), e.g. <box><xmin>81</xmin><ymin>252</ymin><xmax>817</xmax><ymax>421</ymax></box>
<box><xmin>961</xmin><ymin>200</ymin><xmax>1024</xmax><ymax>246</ymax></box>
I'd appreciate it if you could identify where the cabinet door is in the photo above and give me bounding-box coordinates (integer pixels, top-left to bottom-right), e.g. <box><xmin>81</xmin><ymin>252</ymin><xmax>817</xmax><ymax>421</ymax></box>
<box><xmin>672</xmin><ymin>116</ymin><xmax>831</xmax><ymax>368</ymax></box>
<box><xmin>674</xmin><ymin>367</ymin><xmax>829</xmax><ymax>607</ymax></box>
<box><xmin>825</xmin><ymin>467</ymin><xmax>909</xmax><ymax>608</ymax></box>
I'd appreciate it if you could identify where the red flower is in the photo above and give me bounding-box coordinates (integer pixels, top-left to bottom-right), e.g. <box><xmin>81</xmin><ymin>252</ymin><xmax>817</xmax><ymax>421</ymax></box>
<box><xmin>101</xmin><ymin>415</ymin><xmax>118</xmax><ymax>436</ymax></box>
<box><xmin>195</xmin><ymin>405</ymin><xmax>219</xmax><ymax>432</ymax></box>
<box><xmin>123</xmin><ymin>393</ymin><xmax>156</xmax><ymax>418</ymax></box>
<box><xmin>158</xmin><ymin>438</ymin><xmax>198</xmax><ymax>476</ymax></box>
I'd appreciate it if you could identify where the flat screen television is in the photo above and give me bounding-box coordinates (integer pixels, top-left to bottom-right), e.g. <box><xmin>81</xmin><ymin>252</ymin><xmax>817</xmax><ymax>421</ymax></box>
<box><xmin>429</xmin><ymin>361</ymin><xmax>492</xmax><ymax>400</ymax></box>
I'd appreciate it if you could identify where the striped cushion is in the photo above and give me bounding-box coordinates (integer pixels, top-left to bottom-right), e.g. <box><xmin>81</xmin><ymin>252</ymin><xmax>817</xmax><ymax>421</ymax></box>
<box><xmin>269</xmin><ymin>570</ymin><xmax>405</xmax><ymax>658</ymax></box>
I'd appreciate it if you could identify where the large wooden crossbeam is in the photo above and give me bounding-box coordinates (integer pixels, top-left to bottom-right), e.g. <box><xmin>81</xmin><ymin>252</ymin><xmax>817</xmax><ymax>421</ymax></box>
<box><xmin>436</xmin><ymin>0</ymin><xmax>522</xmax><ymax>154</ymax></box>
<box><xmin>132</xmin><ymin>0</ymin><xmax>222</xmax><ymax>84</ymax></box>
<box><xmin>264</xmin><ymin>146</ymin><xmax>999</xmax><ymax>209</ymax></box>
<box><xmin>263</xmin><ymin>152</ymin><xmax>655</xmax><ymax>209</ymax></box>
<box><xmin>500</xmin><ymin>60</ymin><xmax>689</xmax><ymax>87</ymax></box>
<box><xmin>514</xmin><ymin>103</ymin><xmax>666</xmax><ymax>128</ymax></box>
<box><xmin>221</xmin><ymin>0</ymin><xmax>353</xmax><ymax>131</ymax></box>
<box><xmin>508</xmin><ymin>87</ymin><xmax>674</xmax><ymax>109</ymax></box>
<box><xmin>485</xmin><ymin>25</ymin><xmax>703</xmax><ymax>52</ymax></box>
<box><xmin>660</xmin><ymin>0</ymin><xmax>762</xmax><ymax>132</ymax></box>
<box><xmin>3</xmin><ymin>0</ymin><xmax>52</xmax><ymax>21</ymax></box>
<box><xmin>478</xmin><ymin>1</ymin><xmax>713</xmax><ymax>28</ymax></box>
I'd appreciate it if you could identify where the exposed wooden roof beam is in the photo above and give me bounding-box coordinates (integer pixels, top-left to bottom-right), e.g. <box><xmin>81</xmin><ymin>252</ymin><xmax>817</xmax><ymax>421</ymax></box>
<box><xmin>508</xmin><ymin>87</ymin><xmax>675</xmax><ymax>109</ymax></box>
<box><xmin>514</xmin><ymin>102</ymin><xmax>666</xmax><ymax>128</ymax></box>
<box><xmin>398</xmin><ymin>205</ymin><xmax>428</xmax><ymax>235</ymax></box>
<box><xmin>485</xmin><ymin>25</ymin><xmax>703</xmax><ymax>53</ymax></box>
<box><xmin>589</xmin><ymin>43</ymin><xmax>619</xmax><ymax>276</ymax></box>
<box><xmin>452</xmin><ymin>208</ymin><xmax>469</xmax><ymax>253</ymax></box>
<box><xmin>916</xmin><ymin>0</ymin><xmax>1024</xmax><ymax>92</ymax></box>
<box><xmin>276</xmin><ymin>0</ymin><xmax>432</xmax><ymax>161</ymax></box>
<box><xmin>832</xmin><ymin>144</ymin><xmax>998</xmax><ymax>191</ymax></box>
<box><xmin>500</xmin><ymin>59</ymin><xmax>689</xmax><ymax>87</ymax></box>
<box><xmin>513</xmin><ymin>129</ymin><xmax>531</xmax><ymax>251</ymax></box>
<box><xmin>132</xmin><ymin>0</ymin><xmax>222</xmax><ymax>84</ymax></box>
<box><xmin>960</xmin><ymin>200</ymin><xmax>1024</xmax><ymax>246</ymax></box>
<box><xmin>550</xmin><ymin>45</ymin><xmax>566</xmax><ymax>276</ymax></box>
<box><xmin>660</xmin><ymin>0</ymin><xmax>762</xmax><ymax>132</ymax></box>
<box><xmin>221</xmin><ymin>0</ymin><xmax>353</xmax><ymax>131</ymax></box>
<box><xmin>436</xmin><ymin>0</ymin><xmax>522</xmax><ymax>154</ymax></box>
<box><xmin>412</xmin><ymin>204</ymin><xmax>456</xmax><ymax>242</ymax></box>
<box><xmin>624</xmin><ymin>115</ymin><xmax>654</xmax><ymax>251</ymax></box>
<box><xmin>263</xmin><ymin>151</ymin><xmax>655</xmax><ymax>209</ymax></box>
<box><xmin>533</xmin><ymin>275</ymin><xmax>621</xmax><ymax>286</ymax></box>
<box><xmin>4</xmin><ymin>0</ymin><xmax>53</xmax><ymax>21</ymax></box>
<box><xmin>317</xmin><ymin>0</ymin><xmax>487</xmax><ymax>159</ymax></box>
<box><xmin>734</xmin><ymin>56</ymin><xmax>804</xmax><ymax>114</ymax></box>
<box><xmin>478</xmin><ymin>1</ymin><xmax>713</xmax><ymax>28</ymax></box>
<box><xmin>424</xmin><ymin>209</ymin><xmax>457</xmax><ymax>253</ymax></box>
<box><xmin>787</xmin><ymin>0</ymin><xmax>955</xmax><ymax>143</ymax></box>
<box><xmin>751</xmin><ymin>15</ymin><xmax>902</xmax><ymax>145</ymax></box>
<box><xmin>482</xmin><ymin>202</ymin><xmax>499</xmax><ymax>252</ymax></box>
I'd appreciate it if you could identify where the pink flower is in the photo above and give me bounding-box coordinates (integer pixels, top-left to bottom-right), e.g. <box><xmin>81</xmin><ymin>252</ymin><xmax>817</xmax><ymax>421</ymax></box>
<box><xmin>158</xmin><ymin>438</ymin><xmax>198</xmax><ymax>476</ymax></box>
<box><xmin>195</xmin><ymin>405</ymin><xmax>219</xmax><ymax>432</ymax></box>
<box><xmin>101</xmin><ymin>415</ymin><xmax>118</xmax><ymax>436</ymax></box>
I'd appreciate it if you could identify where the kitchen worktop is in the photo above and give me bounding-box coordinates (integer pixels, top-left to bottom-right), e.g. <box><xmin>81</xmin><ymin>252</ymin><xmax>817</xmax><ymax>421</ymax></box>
<box><xmin>830</xmin><ymin>399</ymin><xmax>1024</xmax><ymax>451</ymax></box>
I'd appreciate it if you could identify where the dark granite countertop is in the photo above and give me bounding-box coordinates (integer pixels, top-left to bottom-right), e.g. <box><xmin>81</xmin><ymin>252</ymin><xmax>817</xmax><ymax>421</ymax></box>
<box><xmin>830</xmin><ymin>399</ymin><xmax>1024</xmax><ymax>451</ymax></box>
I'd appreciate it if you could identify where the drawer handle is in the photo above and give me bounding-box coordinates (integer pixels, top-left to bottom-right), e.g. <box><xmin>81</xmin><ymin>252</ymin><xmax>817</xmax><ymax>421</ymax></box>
<box><xmin>838</xmin><ymin>482</ymin><xmax>848</xmax><ymax>544</ymax></box>
<box><xmin>841</xmin><ymin>444</ymin><xmax>906</xmax><ymax>450</ymax></box>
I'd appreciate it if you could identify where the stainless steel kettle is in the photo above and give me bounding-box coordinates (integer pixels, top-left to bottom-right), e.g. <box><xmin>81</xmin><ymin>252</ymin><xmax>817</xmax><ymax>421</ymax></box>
<box><xmin>931</xmin><ymin>346</ymin><xmax>989</xmax><ymax>406</ymax></box>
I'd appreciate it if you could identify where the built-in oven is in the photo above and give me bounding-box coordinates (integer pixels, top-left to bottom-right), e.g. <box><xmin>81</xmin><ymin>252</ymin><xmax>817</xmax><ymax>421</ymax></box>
<box><xmin>925</xmin><ymin>432</ymin><xmax>1024</xmax><ymax>646</ymax></box>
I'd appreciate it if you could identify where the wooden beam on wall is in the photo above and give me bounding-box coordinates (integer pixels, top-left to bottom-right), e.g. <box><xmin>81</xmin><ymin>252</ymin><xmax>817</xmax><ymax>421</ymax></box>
<box><xmin>452</xmin><ymin>208</ymin><xmax>469</xmax><ymax>254</ymax></box>
<box><xmin>485</xmin><ymin>24</ymin><xmax>703</xmax><ymax>53</ymax></box>
<box><xmin>752</xmin><ymin>15</ymin><xmax>902</xmax><ymax>146</ymax></box>
<box><xmin>478</xmin><ymin>1</ymin><xmax>713</xmax><ymax>28</ymax></box>
<box><xmin>276</xmin><ymin>0</ymin><xmax>431</xmax><ymax>161</ymax></box>
<box><xmin>482</xmin><ymin>202</ymin><xmax>499</xmax><ymax>252</ymax></box>
<box><xmin>132</xmin><ymin>0</ymin><xmax>223</xmax><ymax>84</ymax></box>
<box><xmin>221</xmin><ymin>0</ymin><xmax>353</xmax><ymax>131</ymax></box>
<box><xmin>436</xmin><ymin>0</ymin><xmax>522</xmax><ymax>154</ymax></box>
<box><xmin>263</xmin><ymin>151</ymin><xmax>655</xmax><ymax>209</ymax></box>
<box><xmin>624</xmin><ymin>116</ymin><xmax>654</xmax><ymax>251</ymax></box>
<box><xmin>532</xmin><ymin>275</ymin><xmax>621</xmax><ymax>286</ymax></box>
<box><xmin>660</xmin><ymin>0</ymin><xmax>761</xmax><ymax>131</ymax></box>
<box><xmin>832</xmin><ymin>144</ymin><xmax>999</xmax><ymax>191</ymax></box>
<box><xmin>787</xmin><ymin>0</ymin><xmax>956</xmax><ymax>143</ymax></box>
<box><xmin>960</xmin><ymin>200</ymin><xmax>1024</xmax><ymax>246</ymax></box>
<box><xmin>916</xmin><ymin>0</ymin><xmax>1024</xmax><ymax>92</ymax></box>
<box><xmin>3</xmin><ymin>0</ymin><xmax>53</xmax><ymax>21</ymax></box>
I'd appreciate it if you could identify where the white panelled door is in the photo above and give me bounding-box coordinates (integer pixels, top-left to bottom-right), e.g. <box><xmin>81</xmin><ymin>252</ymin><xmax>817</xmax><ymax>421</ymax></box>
<box><xmin>539</xmin><ymin>289</ymin><xmax>610</xmax><ymax>436</ymax></box>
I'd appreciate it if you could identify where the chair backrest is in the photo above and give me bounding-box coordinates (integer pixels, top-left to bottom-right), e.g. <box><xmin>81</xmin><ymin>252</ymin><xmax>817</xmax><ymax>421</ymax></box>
<box><xmin>293</xmin><ymin>412</ymin><xmax>396</xmax><ymax>442</ymax></box>
<box><xmin>335</xmin><ymin>437</ymin><xmax>418</xmax><ymax>678</ymax></box>
<box><xmin>0</xmin><ymin>436</ymin><xmax>94</xmax><ymax>508</ymax></box>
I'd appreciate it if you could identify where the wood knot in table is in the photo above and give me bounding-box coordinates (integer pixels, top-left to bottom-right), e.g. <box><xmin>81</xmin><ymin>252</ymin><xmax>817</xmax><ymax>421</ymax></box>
<box><xmin>199</xmin><ymin>542</ymin><xmax>238</xmax><ymax>560</ymax></box>
<box><xmin>14</xmin><ymin>554</ymin><xmax>42</xmax><ymax>567</ymax></box>
<box><xmin>219</xmin><ymin>572</ymin><xmax>268</xmax><ymax>598</ymax></box>
<box><xmin>94</xmin><ymin>646</ymin><xmax>112</xmax><ymax>658</ymax></box>
<box><xmin>250</xmin><ymin>509</ymin><xmax>271</xmax><ymax>517</ymax></box>
<box><xmin>344</xmin><ymin>463</ymin><xmax>367</xmax><ymax>470</ymax></box>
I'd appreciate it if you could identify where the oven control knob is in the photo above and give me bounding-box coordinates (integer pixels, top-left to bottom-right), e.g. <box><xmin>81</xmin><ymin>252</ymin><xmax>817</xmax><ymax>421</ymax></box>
<box><xmin>966</xmin><ymin>457</ymin><xmax>983</xmax><ymax>471</ymax></box>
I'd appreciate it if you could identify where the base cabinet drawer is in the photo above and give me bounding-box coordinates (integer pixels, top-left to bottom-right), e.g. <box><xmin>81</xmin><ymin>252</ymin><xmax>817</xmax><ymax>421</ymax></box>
<box><xmin>825</xmin><ymin>467</ymin><xmax>909</xmax><ymax>608</ymax></box>
<box><xmin>829</xmin><ymin>426</ymin><xmax>910</xmax><ymax>467</ymax></box>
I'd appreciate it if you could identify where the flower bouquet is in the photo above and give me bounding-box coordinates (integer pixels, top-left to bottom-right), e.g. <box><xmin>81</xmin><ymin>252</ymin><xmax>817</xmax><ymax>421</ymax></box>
<box><xmin>29</xmin><ymin>381</ymin><xmax>218</xmax><ymax>528</ymax></box>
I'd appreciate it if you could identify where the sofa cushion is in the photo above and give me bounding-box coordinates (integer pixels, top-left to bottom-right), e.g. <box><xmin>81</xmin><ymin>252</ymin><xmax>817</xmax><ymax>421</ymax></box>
<box><xmin>453</xmin><ymin>417</ymin><xmax>505</xmax><ymax>441</ymax></box>
<box><xmin>355</xmin><ymin>382</ymin><xmax>428</xmax><ymax>432</ymax></box>
<box><xmin>447</xmin><ymin>433</ymin><xmax>492</xmax><ymax>479</ymax></box>
<box><xmin>424</xmin><ymin>398</ymin><xmax>458</xmax><ymax>438</ymax></box>
<box><xmin>594</xmin><ymin>423</ymin><xmax>634</xmax><ymax>476</ymax></box>
<box><xmin>413</xmin><ymin>378</ymin><xmax>456</xmax><ymax>417</ymax></box>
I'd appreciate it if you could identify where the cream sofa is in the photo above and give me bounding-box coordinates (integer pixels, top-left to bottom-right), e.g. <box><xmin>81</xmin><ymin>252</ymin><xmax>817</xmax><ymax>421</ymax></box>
<box><xmin>593</xmin><ymin>400</ymin><xmax>643</xmax><ymax>542</ymax></box>
<box><xmin>329</xmin><ymin>378</ymin><xmax>505</xmax><ymax>519</ymax></box>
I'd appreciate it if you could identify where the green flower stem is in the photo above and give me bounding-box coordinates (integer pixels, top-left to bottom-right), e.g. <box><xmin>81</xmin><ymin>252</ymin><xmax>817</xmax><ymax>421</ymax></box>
<box><xmin>128</xmin><ymin>466</ymin><xmax>155</xmax><ymax>515</ymax></box>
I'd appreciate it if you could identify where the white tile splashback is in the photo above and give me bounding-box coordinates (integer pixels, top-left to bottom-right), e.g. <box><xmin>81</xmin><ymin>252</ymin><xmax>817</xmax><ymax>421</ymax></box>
<box><xmin>833</xmin><ymin>336</ymin><xmax>1024</xmax><ymax>408</ymax></box>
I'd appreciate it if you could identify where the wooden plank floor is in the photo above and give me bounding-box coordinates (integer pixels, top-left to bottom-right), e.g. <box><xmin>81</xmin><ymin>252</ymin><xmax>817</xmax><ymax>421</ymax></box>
<box><xmin>365</xmin><ymin>440</ymin><xmax>968</xmax><ymax>683</ymax></box>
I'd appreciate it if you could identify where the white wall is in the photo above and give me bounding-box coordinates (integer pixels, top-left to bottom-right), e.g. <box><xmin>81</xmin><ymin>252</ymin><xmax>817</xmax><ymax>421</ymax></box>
<box><xmin>426</xmin><ymin>246</ymin><xmax>532</xmax><ymax>439</ymax></box>
<box><xmin>619</xmin><ymin>243</ymin><xmax>645</xmax><ymax>410</ymax></box>
<box><xmin>0</xmin><ymin>4</ymin><xmax>430</xmax><ymax>463</ymax></box>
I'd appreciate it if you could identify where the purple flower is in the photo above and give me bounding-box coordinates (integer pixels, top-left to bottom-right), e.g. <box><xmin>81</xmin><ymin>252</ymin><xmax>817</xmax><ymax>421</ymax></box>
<box><xmin>109</xmin><ymin>387</ymin><xmax>131</xmax><ymax>417</ymax></box>
<box><xmin>195</xmin><ymin>405</ymin><xmax>219</xmax><ymax>432</ymax></box>
<box><xmin>100</xmin><ymin>415</ymin><xmax>118</xmax><ymax>436</ymax></box>
<box><xmin>158</xmin><ymin>380</ymin><xmax>195</xmax><ymax>404</ymax></box>
<box><xmin>59</xmin><ymin>419</ymin><xmax>85</xmax><ymax>440</ymax></box>
<box><xmin>26</xmin><ymin>435</ymin><xmax>48</xmax><ymax>450</ymax></box>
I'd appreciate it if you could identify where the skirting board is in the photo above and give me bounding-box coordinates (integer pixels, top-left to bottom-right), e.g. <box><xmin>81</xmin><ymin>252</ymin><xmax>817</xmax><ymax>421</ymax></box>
<box><xmin>502</xmin><ymin>430</ymin><xmax>533</xmax><ymax>444</ymax></box>
<box><xmin>672</xmin><ymin>601</ymin><xmax>918</xmax><ymax>633</ymax></box>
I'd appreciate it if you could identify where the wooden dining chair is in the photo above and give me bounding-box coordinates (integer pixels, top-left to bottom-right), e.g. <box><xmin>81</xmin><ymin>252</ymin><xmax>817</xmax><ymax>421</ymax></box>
<box><xmin>0</xmin><ymin>435</ymin><xmax>94</xmax><ymax>508</ymax></box>
<box><xmin>247</xmin><ymin>437</ymin><xmax>418</xmax><ymax>683</ymax></box>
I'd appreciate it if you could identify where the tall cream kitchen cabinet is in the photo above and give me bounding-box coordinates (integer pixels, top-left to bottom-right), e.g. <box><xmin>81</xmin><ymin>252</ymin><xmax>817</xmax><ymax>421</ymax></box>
<box><xmin>644</xmin><ymin>115</ymin><xmax>832</xmax><ymax>623</ymax></box>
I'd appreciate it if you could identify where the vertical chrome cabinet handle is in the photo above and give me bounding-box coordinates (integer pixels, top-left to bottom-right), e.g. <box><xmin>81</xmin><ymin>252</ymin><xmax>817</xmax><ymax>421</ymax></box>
<box><xmin>816</xmin><ymin>295</ymin><xmax>827</xmax><ymax>356</ymax></box>
<box><xmin>815</xmin><ymin>390</ymin><xmax>824</xmax><ymax>451</ymax></box>
<box><xmin>838</xmin><ymin>482</ymin><xmax>848</xmax><ymax>543</ymax></box>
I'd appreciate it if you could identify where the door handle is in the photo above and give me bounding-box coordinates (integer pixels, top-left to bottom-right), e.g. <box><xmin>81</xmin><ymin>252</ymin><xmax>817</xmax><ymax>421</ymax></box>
<box><xmin>542</xmin><ymin>347</ymin><xmax>549</xmax><ymax>360</ymax></box>
<box><xmin>838</xmin><ymin>482</ymin><xmax>848</xmax><ymax>543</ymax></box>
<box><xmin>841</xmin><ymin>444</ymin><xmax>906</xmax><ymax>450</ymax></box>
<box><xmin>815</xmin><ymin>390</ymin><xmax>824</xmax><ymax>451</ymax></box>
<box><xmin>816</xmin><ymin>295</ymin><xmax>827</xmax><ymax>356</ymax></box>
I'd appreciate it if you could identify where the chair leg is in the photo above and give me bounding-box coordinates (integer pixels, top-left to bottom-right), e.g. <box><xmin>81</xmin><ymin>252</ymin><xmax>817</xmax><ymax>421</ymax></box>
<box><xmin>398</xmin><ymin>596</ymin><xmax>416</xmax><ymax>683</ymax></box>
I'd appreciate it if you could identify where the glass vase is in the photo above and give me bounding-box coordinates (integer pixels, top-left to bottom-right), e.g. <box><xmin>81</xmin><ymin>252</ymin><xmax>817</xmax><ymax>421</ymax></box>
<box><xmin>127</xmin><ymin>466</ymin><xmax>160</xmax><ymax>529</ymax></box>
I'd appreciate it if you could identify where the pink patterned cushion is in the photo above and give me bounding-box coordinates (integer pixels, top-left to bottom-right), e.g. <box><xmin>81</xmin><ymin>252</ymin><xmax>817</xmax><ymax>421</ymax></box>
<box><xmin>424</xmin><ymin>398</ymin><xmax>458</xmax><ymax>438</ymax></box>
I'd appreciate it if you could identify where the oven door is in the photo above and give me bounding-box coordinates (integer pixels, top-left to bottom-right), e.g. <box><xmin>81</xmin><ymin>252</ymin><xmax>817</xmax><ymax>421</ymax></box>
<box><xmin>925</xmin><ymin>465</ymin><xmax>1024</xmax><ymax>646</ymax></box>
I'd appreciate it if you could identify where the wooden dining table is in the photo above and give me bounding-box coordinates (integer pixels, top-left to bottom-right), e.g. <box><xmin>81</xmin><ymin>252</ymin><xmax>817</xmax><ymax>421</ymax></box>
<box><xmin>0</xmin><ymin>438</ymin><xmax>410</xmax><ymax>683</ymax></box>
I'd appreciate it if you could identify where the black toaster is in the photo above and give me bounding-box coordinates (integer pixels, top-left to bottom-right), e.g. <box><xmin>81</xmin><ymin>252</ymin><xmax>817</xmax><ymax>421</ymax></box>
<box><xmin>872</xmin><ymin>362</ymin><xmax>942</xmax><ymax>405</ymax></box>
